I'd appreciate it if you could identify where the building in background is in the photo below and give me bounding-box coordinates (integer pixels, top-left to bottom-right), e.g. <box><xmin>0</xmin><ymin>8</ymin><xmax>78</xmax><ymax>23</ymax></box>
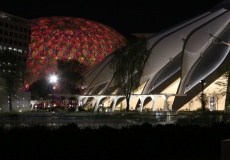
<box><xmin>0</xmin><ymin>11</ymin><xmax>31</xmax><ymax>112</ymax></box>
<box><xmin>1</xmin><ymin>1</ymin><xmax>230</xmax><ymax>112</ymax></box>
<box><xmin>79</xmin><ymin>1</ymin><xmax>230</xmax><ymax>112</ymax></box>
<box><xmin>0</xmin><ymin>11</ymin><xmax>31</xmax><ymax>61</ymax></box>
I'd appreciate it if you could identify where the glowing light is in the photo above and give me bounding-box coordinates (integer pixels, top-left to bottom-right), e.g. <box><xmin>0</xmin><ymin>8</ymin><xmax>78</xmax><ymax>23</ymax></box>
<box><xmin>49</xmin><ymin>74</ymin><xmax>58</xmax><ymax>83</ymax></box>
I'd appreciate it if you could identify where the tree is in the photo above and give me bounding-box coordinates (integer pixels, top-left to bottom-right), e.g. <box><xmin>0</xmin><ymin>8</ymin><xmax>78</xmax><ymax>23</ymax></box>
<box><xmin>210</xmin><ymin>34</ymin><xmax>230</xmax><ymax>111</ymax></box>
<box><xmin>28</xmin><ymin>60</ymin><xmax>86</xmax><ymax>100</ymax></box>
<box><xmin>217</xmin><ymin>65</ymin><xmax>230</xmax><ymax>111</ymax></box>
<box><xmin>0</xmin><ymin>50</ymin><xmax>27</xmax><ymax>111</ymax></box>
<box><xmin>29</xmin><ymin>77</ymin><xmax>50</xmax><ymax>100</ymax></box>
<box><xmin>110</xmin><ymin>38</ymin><xmax>149</xmax><ymax>112</ymax></box>
<box><xmin>57</xmin><ymin>59</ymin><xmax>86</xmax><ymax>94</ymax></box>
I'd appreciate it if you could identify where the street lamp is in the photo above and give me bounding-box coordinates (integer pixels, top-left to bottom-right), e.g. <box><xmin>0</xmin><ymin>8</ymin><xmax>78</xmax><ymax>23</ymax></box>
<box><xmin>200</xmin><ymin>79</ymin><xmax>206</xmax><ymax>111</ymax></box>
<box><xmin>49</xmin><ymin>74</ymin><xmax>58</xmax><ymax>110</ymax></box>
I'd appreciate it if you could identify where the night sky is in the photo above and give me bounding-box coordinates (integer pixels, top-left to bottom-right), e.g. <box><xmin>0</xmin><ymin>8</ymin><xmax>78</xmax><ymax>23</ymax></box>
<box><xmin>1</xmin><ymin>0</ymin><xmax>223</xmax><ymax>36</ymax></box>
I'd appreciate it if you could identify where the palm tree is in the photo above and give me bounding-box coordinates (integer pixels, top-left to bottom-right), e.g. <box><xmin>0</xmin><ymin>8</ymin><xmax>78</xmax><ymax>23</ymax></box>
<box><xmin>0</xmin><ymin>50</ymin><xmax>27</xmax><ymax>111</ymax></box>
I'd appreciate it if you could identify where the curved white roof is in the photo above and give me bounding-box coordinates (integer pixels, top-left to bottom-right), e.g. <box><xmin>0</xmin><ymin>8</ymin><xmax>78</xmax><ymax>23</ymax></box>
<box><xmin>81</xmin><ymin>0</ymin><xmax>230</xmax><ymax>110</ymax></box>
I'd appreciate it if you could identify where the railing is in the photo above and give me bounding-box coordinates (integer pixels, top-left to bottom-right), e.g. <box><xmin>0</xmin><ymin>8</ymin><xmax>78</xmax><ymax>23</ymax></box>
<box><xmin>0</xmin><ymin>111</ymin><xmax>229</xmax><ymax>128</ymax></box>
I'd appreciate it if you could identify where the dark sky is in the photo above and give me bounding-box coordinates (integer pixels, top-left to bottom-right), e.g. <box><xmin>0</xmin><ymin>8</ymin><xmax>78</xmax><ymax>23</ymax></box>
<box><xmin>1</xmin><ymin>0</ymin><xmax>223</xmax><ymax>37</ymax></box>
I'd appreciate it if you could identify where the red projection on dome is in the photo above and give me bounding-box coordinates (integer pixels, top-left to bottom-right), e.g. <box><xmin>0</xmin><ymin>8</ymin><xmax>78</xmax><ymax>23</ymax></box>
<box><xmin>26</xmin><ymin>17</ymin><xmax>126</xmax><ymax>85</ymax></box>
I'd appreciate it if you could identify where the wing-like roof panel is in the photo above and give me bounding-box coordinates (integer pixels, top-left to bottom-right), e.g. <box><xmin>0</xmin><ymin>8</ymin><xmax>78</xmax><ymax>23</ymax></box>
<box><xmin>179</xmin><ymin>10</ymin><xmax>230</xmax><ymax>94</ymax></box>
<box><xmin>141</xmin><ymin>9</ymin><xmax>226</xmax><ymax>94</ymax></box>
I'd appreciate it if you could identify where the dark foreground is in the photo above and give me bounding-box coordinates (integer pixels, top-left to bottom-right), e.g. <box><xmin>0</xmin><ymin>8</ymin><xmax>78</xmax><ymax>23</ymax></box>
<box><xmin>0</xmin><ymin>122</ymin><xmax>229</xmax><ymax>160</ymax></box>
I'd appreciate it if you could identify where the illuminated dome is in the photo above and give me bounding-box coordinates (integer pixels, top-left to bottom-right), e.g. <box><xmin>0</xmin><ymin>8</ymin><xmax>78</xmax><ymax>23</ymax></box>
<box><xmin>26</xmin><ymin>17</ymin><xmax>126</xmax><ymax>84</ymax></box>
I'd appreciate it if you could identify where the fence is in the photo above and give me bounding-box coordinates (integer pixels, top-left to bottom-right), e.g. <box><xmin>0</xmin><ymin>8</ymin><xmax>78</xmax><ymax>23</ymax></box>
<box><xmin>0</xmin><ymin>111</ymin><xmax>229</xmax><ymax>129</ymax></box>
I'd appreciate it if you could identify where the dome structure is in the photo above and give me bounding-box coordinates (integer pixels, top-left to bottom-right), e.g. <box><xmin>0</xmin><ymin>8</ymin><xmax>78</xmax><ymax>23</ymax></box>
<box><xmin>26</xmin><ymin>16</ymin><xmax>126</xmax><ymax>85</ymax></box>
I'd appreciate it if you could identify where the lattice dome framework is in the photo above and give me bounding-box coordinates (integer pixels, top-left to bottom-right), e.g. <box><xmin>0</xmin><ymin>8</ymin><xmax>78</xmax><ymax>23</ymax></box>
<box><xmin>26</xmin><ymin>17</ymin><xmax>126</xmax><ymax>85</ymax></box>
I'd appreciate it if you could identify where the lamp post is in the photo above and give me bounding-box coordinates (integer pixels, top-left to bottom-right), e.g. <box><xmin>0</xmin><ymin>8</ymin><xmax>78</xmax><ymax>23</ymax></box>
<box><xmin>200</xmin><ymin>79</ymin><xmax>206</xmax><ymax>111</ymax></box>
<box><xmin>50</xmin><ymin>74</ymin><xmax>57</xmax><ymax>111</ymax></box>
